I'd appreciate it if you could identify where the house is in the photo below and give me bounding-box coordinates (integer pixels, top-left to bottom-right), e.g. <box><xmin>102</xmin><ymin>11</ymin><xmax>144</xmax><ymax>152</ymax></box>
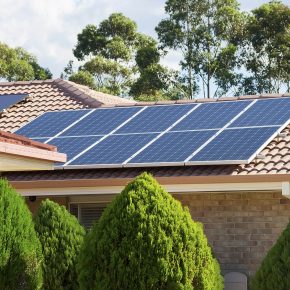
<box><xmin>1</xmin><ymin>83</ymin><xmax>290</xmax><ymax>288</ymax></box>
<box><xmin>0</xmin><ymin>130</ymin><xmax>66</xmax><ymax>171</ymax></box>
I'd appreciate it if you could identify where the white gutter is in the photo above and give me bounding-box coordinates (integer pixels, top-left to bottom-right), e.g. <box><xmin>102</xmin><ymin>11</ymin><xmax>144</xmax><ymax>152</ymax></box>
<box><xmin>18</xmin><ymin>181</ymin><xmax>287</xmax><ymax>197</ymax></box>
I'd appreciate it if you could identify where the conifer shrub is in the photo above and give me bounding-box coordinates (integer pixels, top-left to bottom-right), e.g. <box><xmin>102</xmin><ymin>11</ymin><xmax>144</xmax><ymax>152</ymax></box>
<box><xmin>0</xmin><ymin>179</ymin><xmax>42</xmax><ymax>290</ymax></box>
<box><xmin>251</xmin><ymin>221</ymin><xmax>290</xmax><ymax>290</ymax></box>
<box><xmin>34</xmin><ymin>199</ymin><xmax>85</xmax><ymax>290</ymax></box>
<box><xmin>77</xmin><ymin>172</ymin><xmax>223</xmax><ymax>290</ymax></box>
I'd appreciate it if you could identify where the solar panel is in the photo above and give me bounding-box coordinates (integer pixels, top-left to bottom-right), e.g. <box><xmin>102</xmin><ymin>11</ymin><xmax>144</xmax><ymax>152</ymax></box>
<box><xmin>60</xmin><ymin>107</ymin><xmax>142</xmax><ymax>137</ymax></box>
<box><xmin>116</xmin><ymin>104</ymin><xmax>196</xmax><ymax>133</ymax></box>
<box><xmin>128</xmin><ymin>130</ymin><xmax>217</xmax><ymax>165</ymax></box>
<box><xmin>14</xmin><ymin>97</ymin><xmax>290</xmax><ymax>169</ymax></box>
<box><xmin>230</xmin><ymin>98</ymin><xmax>290</xmax><ymax>128</ymax></box>
<box><xmin>173</xmin><ymin>101</ymin><xmax>251</xmax><ymax>131</ymax></box>
<box><xmin>16</xmin><ymin>110</ymin><xmax>90</xmax><ymax>138</ymax></box>
<box><xmin>47</xmin><ymin>136</ymin><xmax>102</xmax><ymax>163</ymax></box>
<box><xmin>0</xmin><ymin>94</ymin><xmax>28</xmax><ymax>112</ymax></box>
<box><xmin>189</xmin><ymin>127</ymin><xmax>279</xmax><ymax>163</ymax></box>
<box><xmin>68</xmin><ymin>133</ymin><xmax>158</xmax><ymax>167</ymax></box>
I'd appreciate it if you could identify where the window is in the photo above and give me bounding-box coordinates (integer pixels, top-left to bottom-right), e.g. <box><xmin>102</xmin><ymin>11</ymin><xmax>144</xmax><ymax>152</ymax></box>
<box><xmin>69</xmin><ymin>203</ymin><xmax>107</xmax><ymax>229</ymax></box>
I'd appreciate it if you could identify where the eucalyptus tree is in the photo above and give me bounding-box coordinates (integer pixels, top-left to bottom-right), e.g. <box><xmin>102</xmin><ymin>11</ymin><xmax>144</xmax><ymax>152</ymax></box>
<box><xmin>71</xmin><ymin>13</ymin><xmax>156</xmax><ymax>96</ymax></box>
<box><xmin>239</xmin><ymin>0</ymin><xmax>290</xmax><ymax>94</ymax></box>
<box><xmin>156</xmin><ymin>0</ymin><xmax>243</xmax><ymax>98</ymax></box>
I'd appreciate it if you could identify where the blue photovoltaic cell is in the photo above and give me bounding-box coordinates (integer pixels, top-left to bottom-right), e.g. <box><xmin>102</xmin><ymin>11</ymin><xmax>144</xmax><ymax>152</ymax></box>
<box><xmin>230</xmin><ymin>98</ymin><xmax>290</xmax><ymax>127</ymax></box>
<box><xmin>130</xmin><ymin>130</ymin><xmax>217</xmax><ymax>164</ymax></box>
<box><xmin>70</xmin><ymin>133</ymin><xmax>158</xmax><ymax>165</ymax></box>
<box><xmin>47</xmin><ymin>136</ymin><xmax>103</xmax><ymax>163</ymax></box>
<box><xmin>16</xmin><ymin>109</ymin><xmax>90</xmax><ymax>138</ymax></box>
<box><xmin>0</xmin><ymin>94</ymin><xmax>28</xmax><ymax>112</ymax></box>
<box><xmin>116</xmin><ymin>104</ymin><xmax>196</xmax><ymax>134</ymax></box>
<box><xmin>173</xmin><ymin>101</ymin><xmax>251</xmax><ymax>131</ymax></box>
<box><xmin>190</xmin><ymin>127</ymin><xmax>278</xmax><ymax>162</ymax></box>
<box><xmin>60</xmin><ymin>107</ymin><xmax>142</xmax><ymax>136</ymax></box>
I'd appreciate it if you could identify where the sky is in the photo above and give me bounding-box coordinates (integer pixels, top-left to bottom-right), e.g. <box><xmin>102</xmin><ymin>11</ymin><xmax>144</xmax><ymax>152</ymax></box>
<box><xmin>0</xmin><ymin>0</ymin><xmax>289</xmax><ymax>78</ymax></box>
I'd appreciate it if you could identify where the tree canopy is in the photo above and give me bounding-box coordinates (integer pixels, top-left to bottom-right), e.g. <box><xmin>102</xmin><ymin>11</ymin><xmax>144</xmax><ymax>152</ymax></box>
<box><xmin>68</xmin><ymin>13</ymin><xmax>157</xmax><ymax>96</ymax></box>
<box><xmin>77</xmin><ymin>173</ymin><xmax>223</xmax><ymax>290</ymax></box>
<box><xmin>238</xmin><ymin>0</ymin><xmax>290</xmax><ymax>94</ymax></box>
<box><xmin>64</xmin><ymin>1</ymin><xmax>289</xmax><ymax>99</ymax></box>
<box><xmin>0</xmin><ymin>43</ymin><xmax>52</xmax><ymax>81</ymax></box>
<box><xmin>156</xmin><ymin>0</ymin><xmax>243</xmax><ymax>99</ymax></box>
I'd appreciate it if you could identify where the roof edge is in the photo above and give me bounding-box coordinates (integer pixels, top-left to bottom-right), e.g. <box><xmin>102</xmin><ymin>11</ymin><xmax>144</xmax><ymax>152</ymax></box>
<box><xmin>53</xmin><ymin>79</ymin><xmax>103</xmax><ymax>108</ymax></box>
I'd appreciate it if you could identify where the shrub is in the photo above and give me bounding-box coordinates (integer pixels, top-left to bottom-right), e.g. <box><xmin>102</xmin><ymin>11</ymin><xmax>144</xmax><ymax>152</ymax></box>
<box><xmin>0</xmin><ymin>179</ymin><xmax>42</xmax><ymax>290</ymax></box>
<box><xmin>34</xmin><ymin>199</ymin><xmax>85</xmax><ymax>290</ymax></box>
<box><xmin>77</xmin><ymin>172</ymin><xmax>223</xmax><ymax>290</ymax></box>
<box><xmin>251</xmin><ymin>221</ymin><xmax>290</xmax><ymax>290</ymax></box>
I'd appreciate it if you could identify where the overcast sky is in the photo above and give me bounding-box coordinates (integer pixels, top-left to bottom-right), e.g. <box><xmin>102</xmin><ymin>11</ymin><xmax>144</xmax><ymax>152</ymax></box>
<box><xmin>0</xmin><ymin>0</ymin><xmax>289</xmax><ymax>77</ymax></box>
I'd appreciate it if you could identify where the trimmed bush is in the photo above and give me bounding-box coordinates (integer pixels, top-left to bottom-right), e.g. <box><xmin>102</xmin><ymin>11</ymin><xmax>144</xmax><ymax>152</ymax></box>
<box><xmin>251</xmin><ymin>221</ymin><xmax>290</xmax><ymax>290</ymax></box>
<box><xmin>77</xmin><ymin>172</ymin><xmax>223</xmax><ymax>290</ymax></box>
<box><xmin>0</xmin><ymin>179</ymin><xmax>42</xmax><ymax>290</ymax></box>
<box><xmin>35</xmin><ymin>199</ymin><xmax>85</xmax><ymax>290</ymax></box>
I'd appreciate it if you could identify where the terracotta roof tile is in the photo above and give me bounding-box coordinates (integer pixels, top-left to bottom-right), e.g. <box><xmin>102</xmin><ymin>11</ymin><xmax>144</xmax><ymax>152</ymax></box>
<box><xmin>0</xmin><ymin>79</ymin><xmax>135</xmax><ymax>132</ymax></box>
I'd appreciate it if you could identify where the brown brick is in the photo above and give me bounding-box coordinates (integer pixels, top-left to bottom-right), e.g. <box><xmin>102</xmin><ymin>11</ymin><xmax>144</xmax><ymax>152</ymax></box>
<box><xmin>181</xmin><ymin>191</ymin><xmax>288</xmax><ymax>278</ymax></box>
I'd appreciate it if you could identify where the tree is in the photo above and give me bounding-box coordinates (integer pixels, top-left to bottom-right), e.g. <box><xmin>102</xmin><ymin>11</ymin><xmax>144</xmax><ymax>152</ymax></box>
<box><xmin>77</xmin><ymin>173</ymin><xmax>223</xmax><ymax>290</ymax></box>
<box><xmin>69</xmin><ymin>71</ymin><xmax>96</xmax><ymax>89</ymax></box>
<box><xmin>70</xmin><ymin>13</ymin><xmax>156</xmax><ymax>95</ymax></box>
<box><xmin>130</xmin><ymin>45</ymin><xmax>172</xmax><ymax>98</ymax></box>
<box><xmin>251</xmin><ymin>220</ymin><xmax>290</xmax><ymax>290</ymax></box>
<box><xmin>238</xmin><ymin>0</ymin><xmax>290</xmax><ymax>94</ymax></box>
<box><xmin>156</xmin><ymin>0</ymin><xmax>243</xmax><ymax>98</ymax></box>
<box><xmin>0</xmin><ymin>43</ymin><xmax>52</xmax><ymax>81</ymax></box>
<box><xmin>0</xmin><ymin>179</ymin><xmax>42</xmax><ymax>290</ymax></box>
<box><xmin>34</xmin><ymin>199</ymin><xmax>85</xmax><ymax>290</ymax></box>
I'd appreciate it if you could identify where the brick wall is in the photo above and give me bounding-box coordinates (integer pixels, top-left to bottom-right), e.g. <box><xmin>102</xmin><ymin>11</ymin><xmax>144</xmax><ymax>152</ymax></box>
<box><xmin>174</xmin><ymin>191</ymin><xmax>290</xmax><ymax>278</ymax></box>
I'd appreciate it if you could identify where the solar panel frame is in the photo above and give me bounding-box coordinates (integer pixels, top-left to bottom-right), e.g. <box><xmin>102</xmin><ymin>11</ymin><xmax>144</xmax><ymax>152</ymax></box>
<box><xmin>125</xmin><ymin>130</ymin><xmax>218</xmax><ymax>167</ymax></box>
<box><xmin>15</xmin><ymin>109</ymin><xmax>93</xmax><ymax>138</ymax></box>
<box><xmin>116</xmin><ymin>104</ymin><xmax>197</xmax><ymax>134</ymax></box>
<box><xmin>229</xmin><ymin>98</ymin><xmax>290</xmax><ymax>128</ymax></box>
<box><xmin>171</xmin><ymin>100</ymin><xmax>252</xmax><ymax>131</ymax></box>
<box><xmin>0</xmin><ymin>93</ymin><xmax>28</xmax><ymax>112</ymax></box>
<box><xmin>65</xmin><ymin>133</ymin><xmax>159</xmax><ymax>169</ymax></box>
<box><xmin>185</xmin><ymin>123</ymin><xmax>287</xmax><ymax>165</ymax></box>
<box><xmin>60</xmin><ymin>106</ymin><xmax>144</xmax><ymax>137</ymax></box>
<box><xmin>13</xmin><ymin>98</ymin><xmax>290</xmax><ymax>169</ymax></box>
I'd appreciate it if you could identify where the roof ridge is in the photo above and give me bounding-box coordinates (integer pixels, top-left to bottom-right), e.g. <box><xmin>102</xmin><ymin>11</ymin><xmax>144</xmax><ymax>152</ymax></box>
<box><xmin>0</xmin><ymin>79</ymin><xmax>54</xmax><ymax>86</ymax></box>
<box><xmin>53</xmin><ymin>78</ymin><xmax>103</xmax><ymax>108</ymax></box>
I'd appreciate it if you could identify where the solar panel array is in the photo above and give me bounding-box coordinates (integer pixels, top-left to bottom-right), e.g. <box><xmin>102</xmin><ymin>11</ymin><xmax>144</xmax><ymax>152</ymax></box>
<box><xmin>15</xmin><ymin>98</ymin><xmax>290</xmax><ymax>169</ymax></box>
<box><xmin>0</xmin><ymin>94</ymin><xmax>28</xmax><ymax>112</ymax></box>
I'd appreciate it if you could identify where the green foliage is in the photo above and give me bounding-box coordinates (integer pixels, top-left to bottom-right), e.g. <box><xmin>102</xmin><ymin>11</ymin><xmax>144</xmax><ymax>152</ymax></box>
<box><xmin>238</xmin><ymin>0</ymin><xmax>290</xmax><ymax>94</ymax></box>
<box><xmin>131</xmin><ymin>44</ymin><xmax>183</xmax><ymax>100</ymax></box>
<box><xmin>34</xmin><ymin>199</ymin><xmax>85</xmax><ymax>290</ymax></box>
<box><xmin>0</xmin><ymin>179</ymin><xmax>42</xmax><ymax>290</ymax></box>
<box><xmin>70</xmin><ymin>13</ymin><xmax>156</xmax><ymax>95</ymax></box>
<box><xmin>0</xmin><ymin>43</ymin><xmax>52</xmax><ymax>81</ymax></box>
<box><xmin>69</xmin><ymin>71</ymin><xmax>95</xmax><ymax>89</ymax></box>
<box><xmin>251</xmin><ymin>220</ymin><xmax>290</xmax><ymax>290</ymax></box>
<box><xmin>156</xmin><ymin>0</ymin><xmax>244</xmax><ymax>98</ymax></box>
<box><xmin>77</xmin><ymin>173</ymin><xmax>223</xmax><ymax>290</ymax></box>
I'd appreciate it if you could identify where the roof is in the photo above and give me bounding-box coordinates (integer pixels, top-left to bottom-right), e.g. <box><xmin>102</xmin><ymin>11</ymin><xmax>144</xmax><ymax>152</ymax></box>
<box><xmin>0</xmin><ymin>130</ymin><xmax>66</xmax><ymax>164</ymax></box>
<box><xmin>0</xmin><ymin>79</ymin><xmax>135</xmax><ymax>132</ymax></box>
<box><xmin>3</xmin><ymin>93</ymin><xmax>290</xmax><ymax>181</ymax></box>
